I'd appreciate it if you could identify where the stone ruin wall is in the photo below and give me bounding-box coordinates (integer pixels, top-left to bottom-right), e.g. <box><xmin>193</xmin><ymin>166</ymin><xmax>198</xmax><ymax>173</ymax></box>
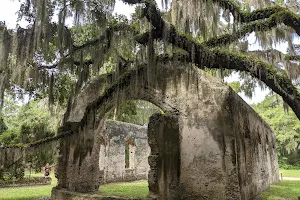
<box><xmin>52</xmin><ymin>63</ymin><xmax>279</xmax><ymax>200</ymax></box>
<box><xmin>147</xmin><ymin>99</ymin><xmax>279</xmax><ymax>200</ymax></box>
<box><xmin>0</xmin><ymin>146</ymin><xmax>24</xmax><ymax>173</ymax></box>
<box><xmin>99</xmin><ymin>120</ymin><xmax>150</xmax><ymax>184</ymax></box>
<box><xmin>175</xmin><ymin>92</ymin><xmax>279</xmax><ymax>200</ymax></box>
<box><xmin>0</xmin><ymin>140</ymin><xmax>58</xmax><ymax>178</ymax></box>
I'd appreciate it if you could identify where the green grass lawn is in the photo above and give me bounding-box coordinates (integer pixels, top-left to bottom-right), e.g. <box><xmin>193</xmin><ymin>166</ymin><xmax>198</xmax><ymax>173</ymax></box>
<box><xmin>260</xmin><ymin>180</ymin><xmax>300</xmax><ymax>200</ymax></box>
<box><xmin>0</xmin><ymin>173</ymin><xmax>148</xmax><ymax>200</ymax></box>
<box><xmin>99</xmin><ymin>180</ymin><xmax>149</xmax><ymax>198</ymax></box>
<box><xmin>260</xmin><ymin>169</ymin><xmax>300</xmax><ymax>200</ymax></box>
<box><xmin>24</xmin><ymin>170</ymin><xmax>45</xmax><ymax>178</ymax></box>
<box><xmin>1</xmin><ymin>169</ymin><xmax>300</xmax><ymax>200</ymax></box>
<box><xmin>0</xmin><ymin>172</ymin><xmax>57</xmax><ymax>200</ymax></box>
<box><xmin>279</xmin><ymin>169</ymin><xmax>300</xmax><ymax>178</ymax></box>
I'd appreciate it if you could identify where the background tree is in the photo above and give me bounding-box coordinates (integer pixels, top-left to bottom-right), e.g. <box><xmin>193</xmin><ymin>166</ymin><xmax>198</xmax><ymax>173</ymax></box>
<box><xmin>0</xmin><ymin>0</ymin><xmax>299</xmax><ymax>178</ymax></box>
<box><xmin>254</xmin><ymin>94</ymin><xmax>300</xmax><ymax>168</ymax></box>
<box><xmin>0</xmin><ymin>95</ymin><xmax>60</xmax><ymax>145</ymax></box>
<box><xmin>0</xmin><ymin>118</ymin><xmax>7</xmax><ymax>135</ymax></box>
<box><xmin>107</xmin><ymin>100</ymin><xmax>161</xmax><ymax>125</ymax></box>
<box><xmin>0</xmin><ymin>0</ymin><xmax>298</xmax><ymax>120</ymax></box>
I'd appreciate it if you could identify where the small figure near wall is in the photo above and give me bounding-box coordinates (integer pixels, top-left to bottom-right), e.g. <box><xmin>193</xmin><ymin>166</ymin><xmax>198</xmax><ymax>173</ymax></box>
<box><xmin>44</xmin><ymin>163</ymin><xmax>50</xmax><ymax>177</ymax></box>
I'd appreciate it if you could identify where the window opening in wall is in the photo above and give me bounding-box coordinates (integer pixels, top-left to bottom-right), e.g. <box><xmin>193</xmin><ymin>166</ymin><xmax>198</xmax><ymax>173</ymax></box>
<box><xmin>125</xmin><ymin>138</ymin><xmax>135</xmax><ymax>169</ymax></box>
<box><xmin>98</xmin><ymin>100</ymin><xmax>161</xmax><ymax>198</ymax></box>
<box><xmin>99</xmin><ymin>144</ymin><xmax>106</xmax><ymax>171</ymax></box>
<box><xmin>125</xmin><ymin>142</ymin><xmax>129</xmax><ymax>168</ymax></box>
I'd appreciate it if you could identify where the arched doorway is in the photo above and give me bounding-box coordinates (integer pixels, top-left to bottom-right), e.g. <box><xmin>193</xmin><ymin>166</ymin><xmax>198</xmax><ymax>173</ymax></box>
<box><xmin>52</xmin><ymin>62</ymin><xmax>279</xmax><ymax>200</ymax></box>
<box><xmin>97</xmin><ymin>100</ymin><xmax>160</xmax><ymax>198</ymax></box>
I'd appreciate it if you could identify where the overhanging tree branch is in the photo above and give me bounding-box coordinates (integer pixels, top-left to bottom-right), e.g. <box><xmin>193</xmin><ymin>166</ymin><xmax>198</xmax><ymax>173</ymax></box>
<box><xmin>122</xmin><ymin>0</ymin><xmax>300</xmax><ymax>120</ymax></box>
<box><xmin>204</xmin><ymin>10</ymin><xmax>300</xmax><ymax>47</ymax></box>
<box><xmin>38</xmin><ymin>55</ymin><xmax>134</xmax><ymax>71</ymax></box>
<box><xmin>205</xmin><ymin>0</ymin><xmax>291</xmax><ymax>23</ymax></box>
<box><xmin>38</xmin><ymin>22</ymin><xmax>136</xmax><ymax>70</ymax></box>
<box><xmin>285</xmin><ymin>55</ymin><xmax>300</xmax><ymax>61</ymax></box>
<box><xmin>132</xmin><ymin>1</ymin><xmax>299</xmax><ymax>48</ymax></box>
<box><xmin>37</xmin><ymin>58</ymin><xmax>93</xmax><ymax>70</ymax></box>
<box><xmin>247</xmin><ymin>50</ymin><xmax>300</xmax><ymax>64</ymax></box>
<box><xmin>72</xmin><ymin>23</ymin><xmax>136</xmax><ymax>51</ymax></box>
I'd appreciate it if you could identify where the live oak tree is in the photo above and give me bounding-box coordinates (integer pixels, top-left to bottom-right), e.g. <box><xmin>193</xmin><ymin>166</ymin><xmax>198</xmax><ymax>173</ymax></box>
<box><xmin>0</xmin><ymin>96</ymin><xmax>59</xmax><ymax>145</ymax></box>
<box><xmin>253</xmin><ymin>94</ymin><xmax>300</xmax><ymax>167</ymax></box>
<box><xmin>0</xmin><ymin>0</ymin><xmax>299</xmax><ymax>120</ymax></box>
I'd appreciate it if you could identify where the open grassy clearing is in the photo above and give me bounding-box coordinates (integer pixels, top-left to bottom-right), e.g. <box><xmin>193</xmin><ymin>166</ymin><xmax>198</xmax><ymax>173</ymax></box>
<box><xmin>99</xmin><ymin>180</ymin><xmax>149</xmax><ymax>198</ymax></box>
<box><xmin>260</xmin><ymin>180</ymin><xmax>300</xmax><ymax>200</ymax></box>
<box><xmin>1</xmin><ymin>170</ymin><xmax>300</xmax><ymax>200</ymax></box>
<box><xmin>0</xmin><ymin>185</ymin><xmax>53</xmax><ymax>200</ymax></box>
<box><xmin>279</xmin><ymin>169</ymin><xmax>300</xmax><ymax>178</ymax></box>
<box><xmin>24</xmin><ymin>171</ymin><xmax>45</xmax><ymax>178</ymax></box>
<box><xmin>0</xmin><ymin>172</ymin><xmax>56</xmax><ymax>200</ymax></box>
<box><xmin>0</xmin><ymin>174</ymin><xmax>149</xmax><ymax>200</ymax></box>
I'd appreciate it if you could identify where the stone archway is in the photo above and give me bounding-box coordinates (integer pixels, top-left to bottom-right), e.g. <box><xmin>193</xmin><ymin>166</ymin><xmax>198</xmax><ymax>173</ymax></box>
<box><xmin>98</xmin><ymin>119</ymin><xmax>151</xmax><ymax>184</ymax></box>
<box><xmin>51</xmin><ymin>62</ymin><xmax>279</xmax><ymax>200</ymax></box>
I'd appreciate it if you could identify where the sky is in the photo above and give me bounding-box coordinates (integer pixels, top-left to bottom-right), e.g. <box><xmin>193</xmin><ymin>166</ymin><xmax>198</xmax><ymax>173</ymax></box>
<box><xmin>0</xmin><ymin>0</ymin><xmax>298</xmax><ymax>105</ymax></box>
<box><xmin>0</xmin><ymin>0</ymin><xmax>153</xmax><ymax>29</ymax></box>
<box><xmin>0</xmin><ymin>0</ymin><xmax>20</xmax><ymax>29</ymax></box>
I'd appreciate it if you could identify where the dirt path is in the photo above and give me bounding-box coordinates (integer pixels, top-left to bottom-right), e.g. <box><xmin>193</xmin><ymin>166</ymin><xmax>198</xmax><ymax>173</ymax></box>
<box><xmin>282</xmin><ymin>177</ymin><xmax>300</xmax><ymax>181</ymax></box>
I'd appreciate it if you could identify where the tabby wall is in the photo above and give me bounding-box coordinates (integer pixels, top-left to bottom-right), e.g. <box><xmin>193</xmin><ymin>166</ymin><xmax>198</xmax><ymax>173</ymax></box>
<box><xmin>53</xmin><ymin>62</ymin><xmax>279</xmax><ymax>200</ymax></box>
<box><xmin>177</xmin><ymin>93</ymin><xmax>279</xmax><ymax>200</ymax></box>
<box><xmin>147</xmin><ymin>108</ymin><xmax>279</xmax><ymax>200</ymax></box>
<box><xmin>0</xmin><ymin>140</ymin><xmax>58</xmax><ymax>178</ymax></box>
<box><xmin>0</xmin><ymin>147</ymin><xmax>24</xmax><ymax>173</ymax></box>
<box><xmin>99</xmin><ymin>120</ymin><xmax>150</xmax><ymax>184</ymax></box>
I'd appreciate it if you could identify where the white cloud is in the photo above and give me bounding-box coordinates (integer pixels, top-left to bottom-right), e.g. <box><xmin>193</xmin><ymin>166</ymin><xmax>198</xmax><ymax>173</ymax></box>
<box><xmin>113</xmin><ymin>0</ymin><xmax>136</xmax><ymax>18</ymax></box>
<box><xmin>0</xmin><ymin>0</ymin><xmax>20</xmax><ymax>29</ymax></box>
<box><xmin>0</xmin><ymin>0</ymin><xmax>162</xmax><ymax>28</ymax></box>
<box><xmin>113</xmin><ymin>0</ymin><xmax>163</xmax><ymax>18</ymax></box>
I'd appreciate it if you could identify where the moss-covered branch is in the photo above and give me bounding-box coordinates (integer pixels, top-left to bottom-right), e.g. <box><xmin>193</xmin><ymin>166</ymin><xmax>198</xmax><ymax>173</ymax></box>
<box><xmin>122</xmin><ymin>0</ymin><xmax>143</xmax><ymax>4</ymax></box>
<box><xmin>285</xmin><ymin>55</ymin><xmax>300</xmax><ymax>61</ymax></box>
<box><xmin>132</xmin><ymin>1</ymin><xmax>299</xmax><ymax>48</ymax></box>
<box><xmin>123</xmin><ymin>0</ymin><xmax>300</xmax><ymax>120</ymax></box>
<box><xmin>38</xmin><ymin>58</ymin><xmax>93</xmax><ymax>70</ymax></box>
<box><xmin>127</xmin><ymin>0</ymin><xmax>296</xmax><ymax>24</ymax></box>
<box><xmin>208</xmin><ymin>49</ymin><xmax>300</xmax><ymax>112</ymax></box>
<box><xmin>248</xmin><ymin>50</ymin><xmax>300</xmax><ymax>64</ymax></box>
<box><xmin>204</xmin><ymin>10</ymin><xmax>300</xmax><ymax>47</ymax></box>
<box><xmin>38</xmin><ymin>22</ymin><xmax>136</xmax><ymax>70</ymax></box>
<box><xmin>201</xmin><ymin>0</ymin><xmax>283</xmax><ymax>22</ymax></box>
<box><xmin>72</xmin><ymin>22</ymin><xmax>136</xmax><ymax>51</ymax></box>
<box><xmin>1</xmin><ymin>131</ymin><xmax>73</xmax><ymax>149</ymax></box>
<box><xmin>205</xmin><ymin>0</ymin><xmax>291</xmax><ymax>23</ymax></box>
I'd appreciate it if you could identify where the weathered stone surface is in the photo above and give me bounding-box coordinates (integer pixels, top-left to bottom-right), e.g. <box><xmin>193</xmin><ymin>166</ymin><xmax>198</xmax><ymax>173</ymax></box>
<box><xmin>147</xmin><ymin>114</ymin><xmax>180</xmax><ymax>200</ymax></box>
<box><xmin>0</xmin><ymin>147</ymin><xmax>24</xmax><ymax>170</ymax></box>
<box><xmin>56</xmin><ymin>111</ymin><xmax>100</xmax><ymax>193</ymax></box>
<box><xmin>177</xmin><ymin>90</ymin><xmax>279</xmax><ymax>200</ymax></box>
<box><xmin>99</xmin><ymin>120</ymin><xmax>150</xmax><ymax>184</ymax></box>
<box><xmin>54</xmin><ymin>62</ymin><xmax>279</xmax><ymax>200</ymax></box>
<box><xmin>0</xmin><ymin>140</ymin><xmax>58</xmax><ymax>180</ymax></box>
<box><xmin>146</xmin><ymin>109</ymin><xmax>278</xmax><ymax>200</ymax></box>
